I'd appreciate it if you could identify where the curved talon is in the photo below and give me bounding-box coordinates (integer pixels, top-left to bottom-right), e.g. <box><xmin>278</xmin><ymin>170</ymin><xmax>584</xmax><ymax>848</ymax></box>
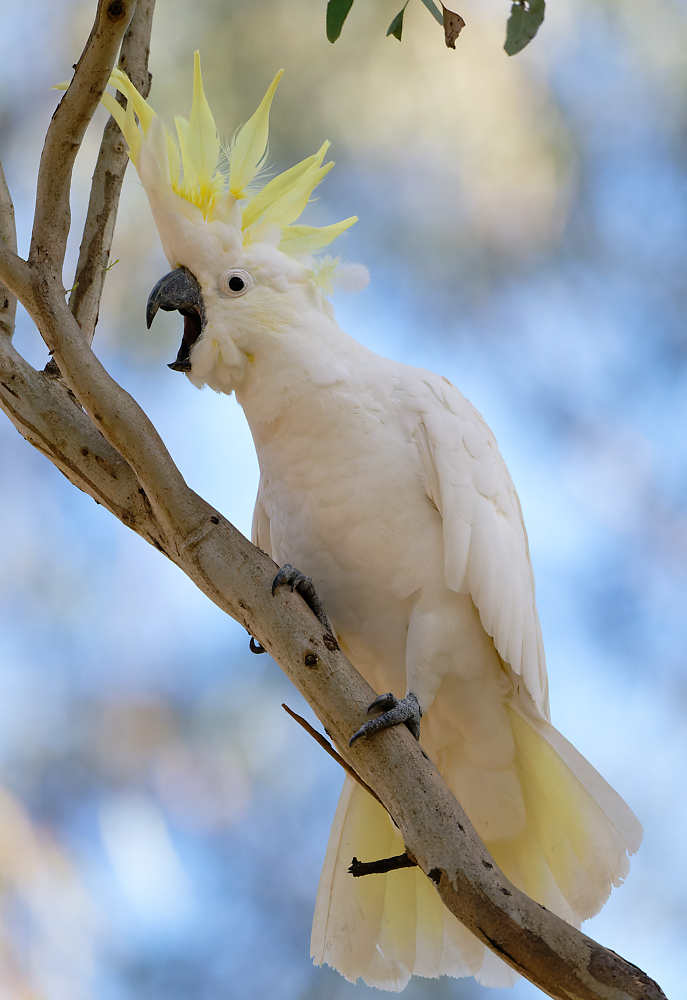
<box><xmin>349</xmin><ymin>692</ymin><xmax>422</xmax><ymax>746</ymax></box>
<box><xmin>271</xmin><ymin>563</ymin><xmax>332</xmax><ymax>630</ymax></box>
<box><xmin>249</xmin><ymin>636</ymin><xmax>266</xmax><ymax>654</ymax></box>
<box><xmin>271</xmin><ymin>563</ymin><xmax>302</xmax><ymax>596</ymax></box>
<box><xmin>366</xmin><ymin>692</ymin><xmax>398</xmax><ymax>714</ymax></box>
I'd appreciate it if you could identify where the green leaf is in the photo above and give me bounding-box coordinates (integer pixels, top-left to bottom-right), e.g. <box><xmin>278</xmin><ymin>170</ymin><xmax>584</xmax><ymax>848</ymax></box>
<box><xmin>387</xmin><ymin>3</ymin><xmax>409</xmax><ymax>41</ymax></box>
<box><xmin>504</xmin><ymin>0</ymin><xmax>545</xmax><ymax>56</ymax></box>
<box><xmin>418</xmin><ymin>0</ymin><xmax>444</xmax><ymax>26</ymax></box>
<box><xmin>326</xmin><ymin>0</ymin><xmax>355</xmax><ymax>42</ymax></box>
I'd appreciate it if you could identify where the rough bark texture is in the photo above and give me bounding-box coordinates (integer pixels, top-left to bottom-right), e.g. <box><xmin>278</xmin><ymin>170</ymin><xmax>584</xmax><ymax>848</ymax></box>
<box><xmin>0</xmin><ymin>4</ymin><xmax>668</xmax><ymax>999</ymax></box>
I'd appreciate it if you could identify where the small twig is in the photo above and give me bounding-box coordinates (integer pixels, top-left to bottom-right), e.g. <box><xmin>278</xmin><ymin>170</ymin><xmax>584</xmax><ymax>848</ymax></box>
<box><xmin>282</xmin><ymin>703</ymin><xmax>385</xmax><ymax>808</ymax></box>
<box><xmin>349</xmin><ymin>853</ymin><xmax>417</xmax><ymax>877</ymax></box>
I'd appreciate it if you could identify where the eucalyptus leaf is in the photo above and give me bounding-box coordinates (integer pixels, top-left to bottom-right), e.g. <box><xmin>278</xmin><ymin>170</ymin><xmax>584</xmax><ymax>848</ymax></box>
<box><xmin>442</xmin><ymin>6</ymin><xmax>465</xmax><ymax>48</ymax></box>
<box><xmin>418</xmin><ymin>0</ymin><xmax>444</xmax><ymax>26</ymax></box>
<box><xmin>504</xmin><ymin>0</ymin><xmax>545</xmax><ymax>55</ymax></box>
<box><xmin>326</xmin><ymin>0</ymin><xmax>355</xmax><ymax>42</ymax></box>
<box><xmin>387</xmin><ymin>3</ymin><xmax>409</xmax><ymax>41</ymax></box>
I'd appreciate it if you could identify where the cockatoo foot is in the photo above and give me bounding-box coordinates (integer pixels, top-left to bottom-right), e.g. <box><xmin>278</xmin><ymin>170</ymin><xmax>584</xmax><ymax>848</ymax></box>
<box><xmin>349</xmin><ymin>692</ymin><xmax>422</xmax><ymax>746</ymax></box>
<box><xmin>272</xmin><ymin>564</ymin><xmax>332</xmax><ymax>630</ymax></box>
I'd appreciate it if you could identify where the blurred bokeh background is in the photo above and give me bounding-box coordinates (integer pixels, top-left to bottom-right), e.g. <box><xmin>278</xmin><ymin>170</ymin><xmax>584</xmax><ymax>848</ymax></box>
<box><xmin>1</xmin><ymin>0</ymin><xmax>686</xmax><ymax>997</ymax></box>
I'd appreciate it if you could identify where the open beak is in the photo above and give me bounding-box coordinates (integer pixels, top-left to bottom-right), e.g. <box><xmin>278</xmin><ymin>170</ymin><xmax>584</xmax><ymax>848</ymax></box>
<box><xmin>146</xmin><ymin>267</ymin><xmax>206</xmax><ymax>372</ymax></box>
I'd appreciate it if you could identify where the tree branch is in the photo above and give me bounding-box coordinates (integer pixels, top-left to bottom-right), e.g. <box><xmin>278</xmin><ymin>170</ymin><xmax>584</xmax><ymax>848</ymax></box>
<box><xmin>68</xmin><ymin>0</ymin><xmax>156</xmax><ymax>343</ymax></box>
<box><xmin>0</xmin><ymin>158</ymin><xmax>17</xmax><ymax>340</ymax></box>
<box><xmin>0</xmin><ymin>5</ymin><xmax>667</xmax><ymax>999</ymax></box>
<box><xmin>0</xmin><ymin>157</ymin><xmax>35</xmax><ymax>328</ymax></box>
<box><xmin>29</xmin><ymin>0</ymin><xmax>137</xmax><ymax>277</ymax></box>
<box><xmin>0</xmin><ymin>335</ymin><xmax>165</xmax><ymax>550</ymax></box>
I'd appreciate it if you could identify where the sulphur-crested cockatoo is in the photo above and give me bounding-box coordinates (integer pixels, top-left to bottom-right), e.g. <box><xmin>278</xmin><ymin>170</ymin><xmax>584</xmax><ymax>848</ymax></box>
<box><xmin>101</xmin><ymin>56</ymin><xmax>642</xmax><ymax>990</ymax></box>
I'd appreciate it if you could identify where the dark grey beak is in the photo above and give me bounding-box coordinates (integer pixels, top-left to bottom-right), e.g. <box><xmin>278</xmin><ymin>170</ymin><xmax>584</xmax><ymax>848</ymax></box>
<box><xmin>146</xmin><ymin>266</ymin><xmax>206</xmax><ymax>372</ymax></box>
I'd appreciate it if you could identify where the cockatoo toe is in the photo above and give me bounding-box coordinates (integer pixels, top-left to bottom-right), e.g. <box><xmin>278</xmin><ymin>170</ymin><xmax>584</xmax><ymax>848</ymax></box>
<box><xmin>272</xmin><ymin>564</ymin><xmax>332</xmax><ymax>630</ymax></box>
<box><xmin>349</xmin><ymin>692</ymin><xmax>422</xmax><ymax>745</ymax></box>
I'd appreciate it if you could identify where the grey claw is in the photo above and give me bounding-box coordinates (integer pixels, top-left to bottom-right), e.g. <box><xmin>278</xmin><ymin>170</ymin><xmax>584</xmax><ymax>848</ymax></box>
<box><xmin>271</xmin><ymin>563</ymin><xmax>301</xmax><ymax>595</ymax></box>
<box><xmin>272</xmin><ymin>564</ymin><xmax>332</xmax><ymax>630</ymax></box>
<box><xmin>349</xmin><ymin>693</ymin><xmax>422</xmax><ymax>746</ymax></box>
<box><xmin>366</xmin><ymin>692</ymin><xmax>398</xmax><ymax>714</ymax></box>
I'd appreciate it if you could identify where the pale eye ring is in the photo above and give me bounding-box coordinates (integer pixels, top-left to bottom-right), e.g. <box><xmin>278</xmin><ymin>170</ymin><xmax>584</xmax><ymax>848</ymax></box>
<box><xmin>219</xmin><ymin>268</ymin><xmax>254</xmax><ymax>297</ymax></box>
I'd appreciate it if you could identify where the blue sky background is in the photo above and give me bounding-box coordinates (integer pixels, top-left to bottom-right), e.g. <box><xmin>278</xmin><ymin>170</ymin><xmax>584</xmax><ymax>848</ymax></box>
<box><xmin>0</xmin><ymin>0</ymin><xmax>686</xmax><ymax>997</ymax></box>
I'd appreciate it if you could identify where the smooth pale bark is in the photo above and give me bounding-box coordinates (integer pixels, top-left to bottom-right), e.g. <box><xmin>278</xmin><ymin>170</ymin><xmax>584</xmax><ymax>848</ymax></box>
<box><xmin>0</xmin><ymin>4</ymin><xmax>667</xmax><ymax>998</ymax></box>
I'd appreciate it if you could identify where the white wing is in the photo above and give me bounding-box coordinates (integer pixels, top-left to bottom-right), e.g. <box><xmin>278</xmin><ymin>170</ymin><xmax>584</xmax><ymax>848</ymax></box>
<box><xmin>416</xmin><ymin>376</ymin><xmax>549</xmax><ymax>718</ymax></box>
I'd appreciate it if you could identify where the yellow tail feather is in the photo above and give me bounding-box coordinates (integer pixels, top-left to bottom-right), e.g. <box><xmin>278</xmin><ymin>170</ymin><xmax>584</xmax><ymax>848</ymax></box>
<box><xmin>312</xmin><ymin>703</ymin><xmax>641</xmax><ymax>989</ymax></box>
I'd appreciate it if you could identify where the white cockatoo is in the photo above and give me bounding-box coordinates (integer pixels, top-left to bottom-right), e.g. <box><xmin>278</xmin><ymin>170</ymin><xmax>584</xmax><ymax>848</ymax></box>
<box><xmin>100</xmin><ymin>56</ymin><xmax>642</xmax><ymax>990</ymax></box>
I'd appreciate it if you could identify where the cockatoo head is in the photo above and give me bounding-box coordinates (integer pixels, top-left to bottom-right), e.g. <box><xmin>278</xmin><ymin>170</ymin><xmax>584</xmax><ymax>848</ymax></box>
<box><xmin>102</xmin><ymin>54</ymin><xmax>367</xmax><ymax>393</ymax></box>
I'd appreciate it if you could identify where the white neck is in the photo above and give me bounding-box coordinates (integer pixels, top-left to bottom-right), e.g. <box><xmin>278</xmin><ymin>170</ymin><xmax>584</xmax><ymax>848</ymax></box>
<box><xmin>234</xmin><ymin>302</ymin><xmax>374</xmax><ymax>447</ymax></box>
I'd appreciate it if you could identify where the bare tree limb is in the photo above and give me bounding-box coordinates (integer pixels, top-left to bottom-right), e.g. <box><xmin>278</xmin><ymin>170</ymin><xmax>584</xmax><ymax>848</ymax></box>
<box><xmin>0</xmin><ymin>158</ymin><xmax>17</xmax><ymax>341</ymax></box>
<box><xmin>1</xmin><ymin>0</ymin><xmax>191</xmax><ymax>543</ymax></box>
<box><xmin>69</xmin><ymin>0</ymin><xmax>156</xmax><ymax>343</ymax></box>
<box><xmin>0</xmin><ymin>238</ymin><xmax>30</xmax><ymax>295</ymax></box>
<box><xmin>0</xmin><ymin>5</ymin><xmax>668</xmax><ymax>999</ymax></box>
<box><xmin>24</xmin><ymin>286</ymin><xmax>193</xmax><ymax>540</ymax></box>
<box><xmin>29</xmin><ymin>0</ymin><xmax>137</xmax><ymax>277</ymax></box>
<box><xmin>0</xmin><ymin>155</ymin><xmax>29</xmax><ymax>338</ymax></box>
<box><xmin>0</xmin><ymin>159</ymin><xmax>17</xmax><ymax>257</ymax></box>
<box><xmin>0</xmin><ymin>336</ymin><xmax>165</xmax><ymax>550</ymax></box>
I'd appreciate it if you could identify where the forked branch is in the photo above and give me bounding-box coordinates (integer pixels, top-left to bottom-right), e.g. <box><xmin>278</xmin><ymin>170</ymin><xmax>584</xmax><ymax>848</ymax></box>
<box><xmin>68</xmin><ymin>0</ymin><xmax>156</xmax><ymax>343</ymax></box>
<box><xmin>29</xmin><ymin>0</ymin><xmax>137</xmax><ymax>276</ymax></box>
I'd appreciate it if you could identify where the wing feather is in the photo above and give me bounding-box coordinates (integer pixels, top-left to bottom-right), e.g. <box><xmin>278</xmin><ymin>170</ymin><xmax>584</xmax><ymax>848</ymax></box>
<box><xmin>251</xmin><ymin>474</ymin><xmax>272</xmax><ymax>555</ymax></box>
<box><xmin>417</xmin><ymin>377</ymin><xmax>549</xmax><ymax>718</ymax></box>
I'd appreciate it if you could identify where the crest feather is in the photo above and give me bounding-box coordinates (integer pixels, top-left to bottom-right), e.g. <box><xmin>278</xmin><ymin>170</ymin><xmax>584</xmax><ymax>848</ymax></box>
<box><xmin>242</xmin><ymin>142</ymin><xmax>332</xmax><ymax>229</ymax></box>
<box><xmin>229</xmin><ymin>70</ymin><xmax>284</xmax><ymax>199</ymax></box>
<box><xmin>189</xmin><ymin>51</ymin><xmax>220</xmax><ymax>187</ymax></box>
<box><xmin>279</xmin><ymin>218</ymin><xmax>358</xmax><ymax>255</ymax></box>
<box><xmin>95</xmin><ymin>56</ymin><xmax>357</xmax><ymax>255</ymax></box>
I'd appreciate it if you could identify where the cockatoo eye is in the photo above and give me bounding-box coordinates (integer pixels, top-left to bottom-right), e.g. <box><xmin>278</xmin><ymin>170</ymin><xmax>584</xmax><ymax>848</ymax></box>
<box><xmin>219</xmin><ymin>269</ymin><xmax>254</xmax><ymax>297</ymax></box>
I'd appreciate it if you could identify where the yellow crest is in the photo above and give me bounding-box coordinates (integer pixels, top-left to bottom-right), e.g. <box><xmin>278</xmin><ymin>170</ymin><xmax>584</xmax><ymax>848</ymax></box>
<box><xmin>99</xmin><ymin>53</ymin><xmax>357</xmax><ymax>255</ymax></box>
